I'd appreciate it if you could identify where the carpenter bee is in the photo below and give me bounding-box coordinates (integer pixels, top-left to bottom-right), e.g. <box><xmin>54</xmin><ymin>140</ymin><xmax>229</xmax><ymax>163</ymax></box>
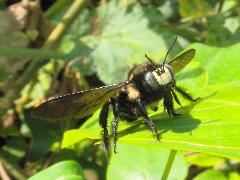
<box><xmin>32</xmin><ymin>38</ymin><xmax>199</xmax><ymax>158</ymax></box>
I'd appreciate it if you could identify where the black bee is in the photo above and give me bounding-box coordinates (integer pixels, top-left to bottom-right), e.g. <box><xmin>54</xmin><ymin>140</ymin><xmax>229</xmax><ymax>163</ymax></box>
<box><xmin>32</xmin><ymin>38</ymin><xmax>198</xmax><ymax>158</ymax></box>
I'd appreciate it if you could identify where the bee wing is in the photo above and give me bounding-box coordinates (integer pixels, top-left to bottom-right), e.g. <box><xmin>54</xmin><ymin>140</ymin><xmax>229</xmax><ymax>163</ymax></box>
<box><xmin>168</xmin><ymin>49</ymin><xmax>196</xmax><ymax>73</ymax></box>
<box><xmin>31</xmin><ymin>81</ymin><xmax>129</xmax><ymax>122</ymax></box>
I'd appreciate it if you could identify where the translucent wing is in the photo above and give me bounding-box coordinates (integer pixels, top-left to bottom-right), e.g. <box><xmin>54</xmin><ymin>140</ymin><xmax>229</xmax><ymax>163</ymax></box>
<box><xmin>31</xmin><ymin>81</ymin><xmax>129</xmax><ymax>122</ymax></box>
<box><xmin>168</xmin><ymin>49</ymin><xmax>196</xmax><ymax>73</ymax></box>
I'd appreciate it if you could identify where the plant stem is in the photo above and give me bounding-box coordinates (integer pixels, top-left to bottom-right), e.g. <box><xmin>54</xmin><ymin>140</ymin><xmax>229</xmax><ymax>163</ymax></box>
<box><xmin>44</xmin><ymin>0</ymin><xmax>71</xmax><ymax>18</ymax></box>
<box><xmin>44</xmin><ymin>0</ymin><xmax>88</xmax><ymax>49</ymax></box>
<box><xmin>161</xmin><ymin>150</ymin><xmax>177</xmax><ymax>180</ymax></box>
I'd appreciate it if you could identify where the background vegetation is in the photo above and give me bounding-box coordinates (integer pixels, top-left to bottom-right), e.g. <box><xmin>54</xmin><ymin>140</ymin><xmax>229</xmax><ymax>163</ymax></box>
<box><xmin>0</xmin><ymin>0</ymin><xmax>240</xmax><ymax>179</ymax></box>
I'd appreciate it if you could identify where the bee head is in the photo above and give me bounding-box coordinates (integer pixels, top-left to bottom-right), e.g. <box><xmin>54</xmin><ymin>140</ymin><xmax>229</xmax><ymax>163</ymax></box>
<box><xmin>144</xmin><ymin>37</ymin><xmax>177</xmax><ymax>89</ymax></box>
<box><xmin>144</xmin><ymin>63</ymin><xmax>174</xmax><ymax>90</ymax></box>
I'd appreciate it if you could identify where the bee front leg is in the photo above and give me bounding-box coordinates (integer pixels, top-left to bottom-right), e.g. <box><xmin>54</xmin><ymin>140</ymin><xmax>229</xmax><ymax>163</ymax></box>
<box><xmin>99</xmin><ymin>102</ymin><xmax>110</xmax><ymax>160</ymax></box>
<box><xmin>174</xmin><ymin>86</ymin><xmax>200</xmax><ymax>102</ymax></box>
<box><xmin>135</xmin><ymin>99</ymin><xmax>160</xmax><ymax>140</ymax></box>
<box><xmin>163</xmin><ymin>91</ymin><xmax>179</xmax><ymax>116</ymax></box>
<box><xmin>111</xmin><ymin>99</ymin><xmax>119</xmax><ymax>153</ymax></box>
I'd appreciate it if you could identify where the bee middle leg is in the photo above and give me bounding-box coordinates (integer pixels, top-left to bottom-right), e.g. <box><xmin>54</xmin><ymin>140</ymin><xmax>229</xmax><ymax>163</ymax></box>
<box><xmin>135</xmin><ymin>99</ymin><xmax>160</xmax><ymax>140</ymax></box>
<box><xmin>99</xmin><ymin>102</ymin><xmax>110</xmax><ymax>159</ymax></box>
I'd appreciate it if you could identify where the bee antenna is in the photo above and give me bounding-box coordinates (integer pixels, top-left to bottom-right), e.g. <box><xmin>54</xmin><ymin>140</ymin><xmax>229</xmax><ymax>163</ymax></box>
<box><xmin>162</xmin><ymin>37</ymin><xmax>178</xmax><ymax>65</ymax></box>
<box><xmin>145</xmin><ymin>54</ymin><xmax>158</xmax><ymax>68</ymax></box>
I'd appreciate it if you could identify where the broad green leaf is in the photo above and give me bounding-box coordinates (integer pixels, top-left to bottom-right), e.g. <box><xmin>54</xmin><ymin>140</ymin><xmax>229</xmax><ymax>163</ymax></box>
<box><xmin>107</xmin><ymin>144</ymin><xmax>188</xmax><ymax>180</ymax></box>
<box><xmin>29</xmin><ymin>160</ymin><xmax>84</xmax><ymax>180</ymax></box>
<box><xmin>90</xmin><ymin>0</ymin><xmax>181</xmax><ymax>84</ymax></box>
<box><xmin>192</xmin><ymin>43</ymin><xmax>240</xmax><ymax>84</ymax></box>
<box><xmin>63</xmin><ymin>0</ymin><xmax>183</xmax><ymax>84</ymax></box>
<box><xmin>62</xmin><ymin>42</ymin><xmax>240</xmax><ymax>160</ymax></box>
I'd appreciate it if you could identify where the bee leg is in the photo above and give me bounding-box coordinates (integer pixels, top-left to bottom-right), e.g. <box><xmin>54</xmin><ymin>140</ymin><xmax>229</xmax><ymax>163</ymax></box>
<box><xmin>111</xmin><ymin>100</ymin><xmax>119</xmax><ymax>153</ymax></box>
<box><xmin>135</xmin><ymin>99</ymin><xmax>160</xmax><ymax>140</ymax></box>
<box><xmin>163</xmin><ymin>91</ymin><xmax>179</xmax><ymax>116</ymax></box>
<box><xmin>171</xmin><ymin>89</ymin><xmax>182</xmax><ymax>107</ymax></box>
<box><xmin>174</xmin><ymin>86</ymin><xmax>200</xmax><ymax>102</ymax></box>
<box><xmin>99</xmin><ymin>102</ymin><xmax>110</xmax><ymax>159</ymax></box>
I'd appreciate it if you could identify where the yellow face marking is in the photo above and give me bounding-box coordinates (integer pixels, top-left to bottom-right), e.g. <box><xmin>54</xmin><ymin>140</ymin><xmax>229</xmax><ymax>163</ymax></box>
<box><xmin>152</xmin><ymin>67</ymin><xmax>172</xmax><ymax>85</ymax></box>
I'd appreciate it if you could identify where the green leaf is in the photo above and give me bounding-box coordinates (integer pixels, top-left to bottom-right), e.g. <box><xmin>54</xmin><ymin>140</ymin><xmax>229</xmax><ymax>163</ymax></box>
<box><xmin>88</xmin><ymin>1</ymin><xmax>181</xmax><ymax>84</ymax></box>
<box><xmin>193</xmin><ymin>169</ymin><xmax>228</xmax><ymax>180</ymax></box>
<box><xmin>191</xmin><ymin>43</ymin><xmax>240</xmax><ymax>84</ymax></box>
<box><xmin>229</xmin><ymin>172</ymin><xmax>240</xmax><ymax>180</ymax></box>
<box><xmin>186</xmin><ymin>153</ymin><xmax>225</xmax><ymax>167</ymax></box>
<box><xmin>29</xmin><ymin>160</ymin><xmax>84</xmax><ymax>180</ymax></box>
<box><xmin>62</xmin><ymin>43</ymin><xmax>240</xmax><ymax>160</ymax></box>
<box><xmin>24</xmin><ymin>110</ymin><xmax>59</xmax><ymax>161</ymax></box>
<box><xmin>107</xmin><ymin>144</ymin><xmax>188</xmax><ymax>180</ymax></box>
<box><xmin>203</xmin><ymin>15</ymin><xmax>232</xmax><ymax>46</ymax></box>
<box><xmin>179</xmin><ymin>0</ymin><xmax>219</xmax><ymax>18</ymax></box>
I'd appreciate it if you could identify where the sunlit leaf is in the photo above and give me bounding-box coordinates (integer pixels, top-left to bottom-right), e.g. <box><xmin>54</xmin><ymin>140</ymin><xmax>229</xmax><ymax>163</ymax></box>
<box><xmin>193</xmin><ymin>169</ymin><xmax>227</xmax><ymax>180</ymax></box>
<box><xmin>108</xmin><ymin>144</ymin><xmax>188</xmax><ymax>180</ymax></box>
<box><xmin>186</xmin><ymin>153</ymin><xmax>225</xmax><ymax>167</ymax></box>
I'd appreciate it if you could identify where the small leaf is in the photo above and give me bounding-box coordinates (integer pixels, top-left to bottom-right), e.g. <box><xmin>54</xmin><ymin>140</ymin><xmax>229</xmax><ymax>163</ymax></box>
<box><xmin>29</xmin><ymin>160</ymin><xmax>84</xmax><ymax>180</ymax></box>
<box><xmin>193</xmin><ymin>169</ymin><xmax>228</xmax><ymax>180</ymax></box>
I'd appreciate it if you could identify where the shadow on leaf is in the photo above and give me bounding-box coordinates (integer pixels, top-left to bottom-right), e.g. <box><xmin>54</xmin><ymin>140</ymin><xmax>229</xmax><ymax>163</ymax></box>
<box><xmin>117</xmin><ymin>99</ymin><xmax>203</xmax><ymax>139</ymax></box>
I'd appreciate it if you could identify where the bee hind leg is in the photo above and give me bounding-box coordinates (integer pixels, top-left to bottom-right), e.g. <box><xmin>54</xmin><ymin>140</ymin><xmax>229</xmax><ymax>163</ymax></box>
<box><xmin>99</xmin><ymin>102</ymin><xmax>110</xmax><ymax>160</ymax></box>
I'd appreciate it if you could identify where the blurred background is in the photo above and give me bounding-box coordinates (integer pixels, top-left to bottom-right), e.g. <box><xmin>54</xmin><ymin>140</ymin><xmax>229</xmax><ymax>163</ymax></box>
<box><xmin>0</xmin><ymin>0</ymin><xmax>240</xmax><ymax>179</ymax></box>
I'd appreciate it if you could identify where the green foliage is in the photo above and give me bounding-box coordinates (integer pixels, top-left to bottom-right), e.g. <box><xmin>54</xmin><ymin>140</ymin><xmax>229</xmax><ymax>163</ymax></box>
<box><xmin>0</xmin><ymin>0</ymin><xmax>240</xmax><ymax>179</ymax></box>
<box><xmin>90</xmin><ymin>1</ymin><xmax>176</xmax><ymax>84</ymax></box>
<box><xmin>179</xmin><ymin>0</ymin><xmax>220</xmax><ymax>18</ymax></box>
